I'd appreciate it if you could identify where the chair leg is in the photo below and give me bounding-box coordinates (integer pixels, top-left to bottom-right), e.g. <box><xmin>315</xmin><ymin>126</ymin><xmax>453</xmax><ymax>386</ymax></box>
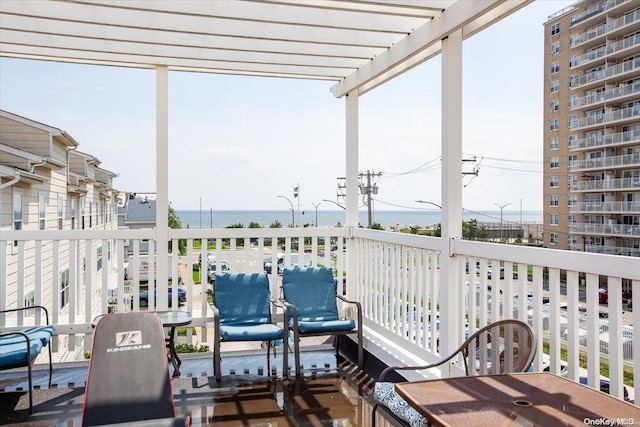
<box><xmin>294</xmin><ymin>331</ymin><xmax>301</xmax><ymax>377</ymax></box>
<box><xmin>47</xmin><ymin>341</ymin><xmax>53</xmax><ymax>387</ymax></box>
<box><xmin>27</xmin><ymin>358</ymin><xmax>33</xmax><ymax>414</ymax></box>
<box><xmin>266</xmin><ymin>340</ymin><xmax>272</xmax><ymax>376</ymax></box>
<box><xmin>213</xmin><ymin>338</ymin><xmax>221</xmax><ymax>382</ymax></box>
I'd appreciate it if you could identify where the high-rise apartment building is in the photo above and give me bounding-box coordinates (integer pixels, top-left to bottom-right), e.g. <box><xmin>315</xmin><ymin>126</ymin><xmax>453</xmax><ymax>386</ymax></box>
<box><xmin>543</xmin><ymin>1</ymin><xmax>640</xmax><ymax>257</ymax></box>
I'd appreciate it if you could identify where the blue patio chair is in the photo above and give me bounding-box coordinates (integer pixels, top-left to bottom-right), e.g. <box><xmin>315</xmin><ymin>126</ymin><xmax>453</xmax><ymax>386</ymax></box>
<box><xmin>213</xmin><ymin>272</ymin><xmax>287</xmax><ymax>381</ymax></box>
<box><xmin>280</xmin><ymin>266</ymin><xmax>363</xmax><ymax>377</ymax></box>
<box><xmin>371</xmin><ymin>319</ymin><xmax>536</xmax><ymax>427</ymax></box>
<box><xmin>0</xmin><ymin>306</ymin><xmax>54</xmax><ymax>415</ymax></box>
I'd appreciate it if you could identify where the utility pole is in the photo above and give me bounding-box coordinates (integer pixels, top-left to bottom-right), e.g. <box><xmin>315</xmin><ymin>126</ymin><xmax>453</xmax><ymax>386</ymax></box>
<box><xmin>359</xmin><ymin>170</ymin><xmax>382</xmax><ymax>228</ymax></box>
<box><xmin>494</xmin><ymin>202</ymin><xmax>511</xmax><ymax>242</ymax></box>
<box><xmin>293</xmin><ymin>184</ymin><xmax>300</xmax><ymax>227</ymax></box>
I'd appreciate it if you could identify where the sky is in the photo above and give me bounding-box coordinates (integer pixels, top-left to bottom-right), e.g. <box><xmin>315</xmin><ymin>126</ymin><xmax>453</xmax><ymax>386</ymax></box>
<box><xmin>0</xmin><ymin>0</ymin><xmax>574</xmax><ymax>212</ymax></box>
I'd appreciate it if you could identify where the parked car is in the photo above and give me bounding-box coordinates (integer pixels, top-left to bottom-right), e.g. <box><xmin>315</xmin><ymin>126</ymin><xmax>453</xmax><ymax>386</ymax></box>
<box><xmin>135</xmin><ymin>287</ymin><xmax>187</xmax><ymax>308</ymax></box>
<box><xmin>628</xmin><ymin>298</ymin><xmax>633</xmax><ymax>310</ymax></box>
<box><xmin>579</xmin><ymin>376</ymin><xmax>629</xmax><ymax>401</ymax></box>
<box><xmin>198</xmin><ymin>252</ymin><xmax>215</xmax><ymax>266</ymax></box>
<box><xmin>263</xmin><ymin>254</ymin><xmax>284</xmax><ymax>274</ymax></box>
<box><xmin>207</xmin><ymin>261</ymin><xmax>229</xmax><ymax>284</ymax></box>
<box><xmin>598</xmin><ymin>288</ymin><xmax>632</xmax><ymax>305</ymax></box>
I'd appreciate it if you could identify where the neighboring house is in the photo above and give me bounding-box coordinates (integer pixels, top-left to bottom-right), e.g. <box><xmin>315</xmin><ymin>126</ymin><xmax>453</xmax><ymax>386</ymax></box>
<box><xmin>0</xmin><ymin>109</ymin><xmax>120</xmax><ymax>320</ymax></box>
<box><xmin>118</xmin><ymin>192</ymin><xmax>157</xmax><ymax>256</ymax></box>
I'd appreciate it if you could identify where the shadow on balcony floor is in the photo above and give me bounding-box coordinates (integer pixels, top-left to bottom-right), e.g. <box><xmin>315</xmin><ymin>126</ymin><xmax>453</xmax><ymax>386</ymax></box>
<box><xmin>1</xmin><ymin>347</ymin><xmax>378</xmax><ymax>426</ymax></box>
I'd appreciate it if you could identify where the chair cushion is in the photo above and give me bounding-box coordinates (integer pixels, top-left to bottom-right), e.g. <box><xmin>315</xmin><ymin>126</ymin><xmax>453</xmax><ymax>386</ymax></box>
<box><xmin>282</xmin><ymin>267</ymin><xmax>340</xmax><ymax>321</ymax></box>
<box><xmin>215</xmin><ymin>273</ymin><xmax>273</xmax><ymax>326</ymax></box>
<box><xmin>0</xmin><ymin>326</ymin><xmax>54</xmax><ymax>346</ymax></box>
<box><xmin>0</xmin><ymin>337</ymin><xmax>44</xmax><ymax>369</ymax></box>
<box><xmin>374</xmin><ymin>382</ymin><xmax>428</xmax><ymax>427</ymax></box>
<box><xmin>219</xmin><ymin>324</ymin><xmax>284</xmax><ymax>341</ymax></box>
<box><xmin>293</xmin><ymin>319</ymin><xmax>355</xmax><ymax>334</ymax></box>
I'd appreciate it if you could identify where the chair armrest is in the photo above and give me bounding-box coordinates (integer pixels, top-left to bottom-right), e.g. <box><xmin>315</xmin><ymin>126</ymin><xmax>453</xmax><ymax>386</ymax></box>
<box><xmin>379</xmin><ymin>348</ymin><xmax>463</xmax><ymax>381</ymax></box>
<box><xmin>279</xmin><ymin>298</ymin><xmax>298</xmax><ymax>327</ymax></box>
<box><xmin>336</xmin><ymin>295</ymin><xmax>362</xmax><ymax>324</ymax></box>
<box><xmin>0</xmin><ymin>305</ymin><xmax>50</xmax><ymax>325</ymax></box>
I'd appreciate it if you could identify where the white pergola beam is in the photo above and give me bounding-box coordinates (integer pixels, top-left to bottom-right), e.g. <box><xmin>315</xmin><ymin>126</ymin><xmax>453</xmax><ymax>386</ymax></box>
<box><xmin>330</xmin><ymin>0</ymin><xmax>532</xmax><ymax>97</ymax></box>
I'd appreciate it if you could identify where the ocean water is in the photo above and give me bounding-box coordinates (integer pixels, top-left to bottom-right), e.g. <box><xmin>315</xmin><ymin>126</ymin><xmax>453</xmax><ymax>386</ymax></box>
<box><xmin>176</xmin><ymin>209</ymin><xmax>542</xmax><ymax>229</ymax></box>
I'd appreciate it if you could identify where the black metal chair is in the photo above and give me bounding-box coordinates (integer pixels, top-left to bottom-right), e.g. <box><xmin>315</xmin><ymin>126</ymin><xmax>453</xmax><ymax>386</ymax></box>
<box><xmin>372</xmin><ymin>319</ymin><xmax>537</xmax><ymax>427</ymax></box>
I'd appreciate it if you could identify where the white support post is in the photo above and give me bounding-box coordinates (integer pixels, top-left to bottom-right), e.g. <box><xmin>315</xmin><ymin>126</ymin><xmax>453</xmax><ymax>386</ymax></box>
<box><xmin>345</xmin><ymin>91</ymin><xmax>359</xmax><ymax>300</ymax></box>
<box><xmin>440</xmin><ymin>29</ymin><xmax>464</xmax><ymax>363</ymax></box>
<box><xmin>156</xmin><ymin>65</ymin><xmax>170</xmax><ymax>311</ymax></box>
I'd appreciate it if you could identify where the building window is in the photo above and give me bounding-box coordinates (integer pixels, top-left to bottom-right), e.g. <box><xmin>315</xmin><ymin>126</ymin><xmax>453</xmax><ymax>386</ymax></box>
<box><xmin>24</xmin><ymin>292</ymin><xmax>35</xmax><ymax>317</ymax></box>
<box><xmin>81</xmin><ymin>197</ymin><xmax>85</xmax><ymax>230</ymax></box>
<box><xmin>569</xmin><ymin>54</ymin><xmax>579</xmax><ymax>68</ymax></box>
<box><xmin>39</xmin><ymin>191</ymin><xmax>46</xmax><ymax>230</ymax></box>
<box><xmin>568</xmin><ymin>95</ymin><xmax>578</xmax><ymax>108</ymax></box>
<box><xmin>551</xmin><ymin>41</ymin><xmax>560</xmax><ymax>55</ymax></box>
<box><xmin>568</xmin><ymin>114</ymin><xmax>578</xmax><ymax>127</ymax></box>
<box><xmin>550</xmin><ymin>99</ymin><xmax>560</xmax><ymax>112</ymax></box>
<box><xmin>550</xmin><ymin>119</ymin><xmax>559</xmax><ymax>131</ymax></box>
<box><xmin>550</xmin><ymin>138</ymin><xmax>559</xmax><ymax>150</ymax></box>
<box><xmin>568</xmin><ymin>134</ymin><xmax>577</xmax><ymax>149</ymax></box>
<box><xmin>13</xmin><ymin>191</ymin><xmax>23</xmax><ymax>241</ymax></box>
<box><xmin>568</xmin><ymin>214</ymin><xmax>577</xmax><ymax>224</ymax></box>
<box><xmin>568</xmin><ymin>154</ymin><xmax>577</xmax><ymax>168</ymax></box>
<box><xmin>550</xmin><ymin>80</ymin><xmax>559</xmax><ymax>93</ymax></box>
<box><xmin>71</xmin><ymin>198</ymin><xmax>76</xmax><ymax>230</ymax></box>
<box><xmin>568</xmin><ymin>174</ymin><xmax>577</xmax><ymax>188</ymax></box>
<box><xmin>550</xmin><ymin>233</ymin><xmax>559</xmax><ymax>245</ymax></box>
<box><xmin>550</xmin><ymin>157</ymin><xmax>559</xmax><ymax>168</ymax></box>
<box><xmin>550</xmin><ymin>214</ymin><xmax>559</xmax><ymax>225</ymax></box>
<box><xmin>60</xmin><ymin>268</ymin><xmax>70</xmax><ymax>309</ymax></box>
<box><xmin>551</xmin><ymin>61</ymin><xmax>560</xmax><ymax>74</ymax></box>
<box><xmin>89</xmin><ymin>201</ymin><xmax>93</xmax><ymax>228</ymax></box>
<box><xmin>550</xmin><ymin>195</ymin><xmax>559</xmax><ymax>206</ymax></box>
<box><xmin>568</xmin><ymin>194</ymin><xmax>577</xmax><ymax>207</ymax></box>
<box><xmin>550</xmin><ymin>176</ymin><xmax>559</xmax><ymax>187</ymax></box>
<box><xmin>58</xmin><ymin>196</ymin><xmax>64</xmax><ymax>230</ymax></box>
<box><xmin>551</xmin><ymin>22</ymin><xmax>560</xmax><ymax>36</ymax></box>
<box><xmin>97</xmin><ymin>246</ymin><xmax>103</xmax><ymax>271</ymax></box>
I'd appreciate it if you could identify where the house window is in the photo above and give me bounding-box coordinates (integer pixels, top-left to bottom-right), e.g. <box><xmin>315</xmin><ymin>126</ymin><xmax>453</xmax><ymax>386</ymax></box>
<box><xmin>551</xmin><ymin>23</ymin><xmax>560</xmax><ymax>36</ymax></box>
<box><xmin>81</xmin><ymin>197</ymin><xmax>85</xmax><ymax>230</ymax></box>
<box><xmin>550</xmin><ymin>119</ymin><xmax>559</xmax><ymax>131</ymax></box>
<box><xmin>550</xmin><ymin>195</ymin><xmax>559</xmax><ymax>206</ymax></box>
<box><xmin>60</xmin><ymin>268</ymin><xmax>70</xmax><ymax>309</ymax></box>
<box><xmin>71</xmin><ymin>198</ymin><xmax>76</xmax><ymax>230</ymax></box>
<box><xmin>58</xmin><ymin>196</ymin><xmax>64</xmax><ymax>230</ymax></box>
<box><xmin>550</xmin><ymin>176</ymin><xmax>559</xmax><ymax>187</ymax></box>
<box><xmin>550</xmin><ymin>138</ymin><xmax>559</xmax><ymax>150</ymax></box>
<box><xmin>551</xmin><ymin>61</ymin><xmax>560</xmax><ymax>74</ymax></box>
<box><xmin>97</xmin><ymin>246</ymin><xmax>103</xmax><ymax>271</ymax></box>
<box><xmin>24</xmin><ymin>292</ymin><xmax>35</xmax><ymax>317</ymax></box>
<box><xmin>550</xmin><ymin>80</ymin><xmax>559</xmax><ymax>93</ymax></box>
<box><xmin>13</xmin><ymin>192</ymin><xmax>23</xmax><ymax>247</ymax></box>
<box><xmin>551</xmin><ymin>41</ymin><xmax>560</xmax><ymax>55</ymax></box>
<box><xmin>550</xmin><ymin>233</ymin><xmax>559</xmax><ymax>245</ymax></box>
<box><xmin>550</xmin><ymin>156</ymin><xmax>559</xmax><ymax>169</ymax></box>
<box><xmin>39</xmin><ymin>191</ymin><xmax>46</xmax><ymax>230</ymax></box>
<box><xmin>89</xmin><ymin>201</ymin><xmax>93</xmax><ymax>228</ymax></box>
<box><xmin>550</xmin><ymin>99</ymin><xmax>560</xmax><ymax>112</ymax></box>
<box><xmin>550</xmin><ymin>214</ymin><xmax>559</xmax><ymax>225</ymax></box>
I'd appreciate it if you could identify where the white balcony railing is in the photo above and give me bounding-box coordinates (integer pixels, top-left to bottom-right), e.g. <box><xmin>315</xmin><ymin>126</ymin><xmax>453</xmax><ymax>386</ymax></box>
<box><xmin>569</xmin><ymin>153</ymin><xmax>640</xmax><ymax>170</ymax></box>
<box><xmin>571</xmin><ymin>201</ymin><xmax>640</xmax><ymax>213</ymax></box>
<box><xmin>569</xmin><ymin>9</ymin><xmax>640</xmax><ymax>49</ymax></box>
<box><xmin>571</xmin><ymin>82</ymin><xmax>640</xmax><ymax>110</ymax></box>
<box><xmin>571</xmin><ymin>56</ymin><xmax>640</xmax><ymax>90</ymax></box>
<box><xmin>570</xmin><ymin>130</ymin><xmax>640</xmax><ymax>151</ymax></box>
<box><xmin>2</xmin><ymin>226</ymin><xmax>640</xmax><ymax>402</ymax></box>
<box><xmin>569</xmin><ymin>0</ymin><xmax>634</xmax><ymax>28</ymax></box>
<box><xmin>570</xmin><ymin>222</ymin><xmax>640</xmax><ymax>236</ymax></box>
<box><xmin>571</xmin><ymin>33</ymin><xmax>640</xmax><ymax>70</ymax></box>
<box><xmin>571</xmin><ymin>177</ymin><xmax>640</xmax><ymax>191</ymax></box>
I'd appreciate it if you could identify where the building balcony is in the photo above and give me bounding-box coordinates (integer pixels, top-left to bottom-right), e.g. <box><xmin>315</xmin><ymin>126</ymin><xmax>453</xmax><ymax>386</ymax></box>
<box><xmin>569</xmin><ymin>152</ymin><xmax>640</xmax><ymax>171</ymax></box>
<box><xmin>569</xmin><ymin>106</ymin><xmax>640</xmax><ymax>131</ymax></box>
<box><xmin>571</xmin><ymin>176</ymin><xmax>640</xmax><ymax>191</ymax></box>
<box><xmin>570</xmin><ymin>129</ymin><xmax>640</xmax><ymax>151</ymax></box>
<box><xmin>570</xmin><ymin>222</ymin><xmax>640</xmax><ymax>237</ymax></box>
<box><xmin>569</xmin><ymin>32</ymin><xmax>640</xmax><ymax>72</ymax></box>
<box><xmin>570</xmin><ymin>201</ymin><xmax>640</xmax><ymax>213</ymax></box>
<box><xmin>570</xmin><ymin>56</ymin><xmax>640</xmax><ymax>92</ymax></box>
<box><xmin>570</xmin><ymin>82</ymin><xmax>640</xmax><ymax>110</ymax></box>
<box><xmin>569</xmin><ymin>0</ymin><xmax>638</xmax><ymax>31</ymax></box>
<box><xmin>569</xmin><ymin>8</ymin><xmax>640</xmax><ymax>50</ymax></box>
<box><xmin>1</xmin><ymin>226</ymin><xmax>639</xmax><ymax>425</ymax></box>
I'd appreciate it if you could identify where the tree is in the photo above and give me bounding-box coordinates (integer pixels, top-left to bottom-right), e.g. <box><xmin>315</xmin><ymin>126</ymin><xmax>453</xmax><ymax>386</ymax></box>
<box><xmin>168</xmin><ymin>205</ymin><xmax>186</xmax><ymax>255</ymax></box>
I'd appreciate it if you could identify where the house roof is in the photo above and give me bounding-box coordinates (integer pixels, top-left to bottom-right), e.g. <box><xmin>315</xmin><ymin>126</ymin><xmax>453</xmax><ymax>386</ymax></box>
<box><xmin>125</xmin><ymin>194</ymin><xmax>157</xmax><ymax>224</ymax></box>
<box><xmin>0</xmin><ymin>0</ymin><xmax>532</xmax><ymax>96</ymax></box>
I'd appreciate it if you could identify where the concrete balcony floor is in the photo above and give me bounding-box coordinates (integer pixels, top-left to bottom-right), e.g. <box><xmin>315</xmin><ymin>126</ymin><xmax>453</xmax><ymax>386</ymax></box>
<box><xmin>0</xmin><ymin>345</ymin><xmax>378</xmax><ymax>426</ymax></box>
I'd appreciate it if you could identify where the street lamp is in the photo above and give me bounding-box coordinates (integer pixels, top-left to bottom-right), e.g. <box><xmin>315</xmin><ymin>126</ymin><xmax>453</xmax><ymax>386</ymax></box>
<box><xmin>278</xmin><ymin>195</ymin><xmax>295</xmax><ymax>227</ymax></box>
<box><xmin>494</xmin><ymin>202</ymin><xmax>512</xmax><ymax>242</ymax></box>
<box><xmin>415</xmin><ymin>200</ymin><xmax>442</xmax><ymax>209</ymax></box>
<box><xmin>311</xmin><ymin>202</ymin><xmax>321</xmax><ymax>227</ymax></box>
<box><xmin>321</xmin><ymin>199</ymin><xmax>346</xmax><ymax>210</ymax></box>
